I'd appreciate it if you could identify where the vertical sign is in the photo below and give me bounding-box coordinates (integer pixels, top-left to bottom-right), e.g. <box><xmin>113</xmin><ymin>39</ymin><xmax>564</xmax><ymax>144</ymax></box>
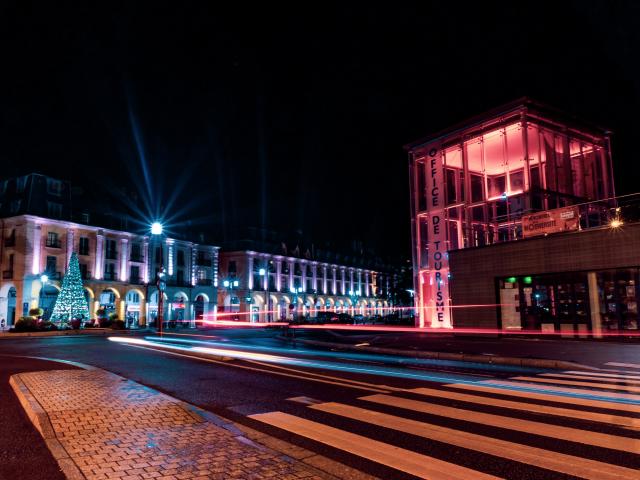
<box><xmin>426</xmin><ymin>147</ymin><xmax>451</xmax><ymax>328</ymax></box>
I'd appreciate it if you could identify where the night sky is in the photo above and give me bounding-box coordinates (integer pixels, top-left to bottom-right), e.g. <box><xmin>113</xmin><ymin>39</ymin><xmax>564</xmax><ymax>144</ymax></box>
<box><xmin>1</xmin><ymin>2</ymin><xmax>639</xmax><ymax>259</ymax></box>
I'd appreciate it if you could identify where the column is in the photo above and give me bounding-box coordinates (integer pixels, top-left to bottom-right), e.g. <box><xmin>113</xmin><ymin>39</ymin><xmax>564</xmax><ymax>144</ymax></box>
<box><xmin>66</xmin><ymin>228</ymin><xmax>75</xmax><ymax>269</ymax></box>
<box><xmin>332</xmin><ymin>267</ymin><xmax>337</xmax><ymax>295</ymax></box>
<box><xmin>301</xmin><ymin>262</ymin><xmax>307</xmax><ymax>291</ymax></box>
<box><xmin>247</xmin><ymin>255</ymin><xmax>254</xmax><ymax>290</ymax></box>
<box><xmin>288</xmin><ymin>260</ymin><xmax>294</xmax><ymax>292</ymax></box>
<box><xmin>31</xmin><ymin>224</ymin><xmax>42</xmax><ymax>275</ymax></box>
<box><xmin>357</xmin><ymin>270</ymin><xmax>362</xmax><ymax>295</ymax></box>
<box><xmin>341</xmin><ymin>268</ymin><xmax>346</xmax><ymax>295</ymax></box>
<box><xmin>588</xmin><ymin>272</ymin><xmax>602</xmax><ymax>338</ymax></box>
<box><xmin>312</xmin><ymin>263</ymin><xmax>318</xmax><ymax>292</ymax></box>
<box><xmin>262</xmin><ymin>257</ymin><xmax>268</xmax><ymax>290</ymax></box>
<box><xmin>119</xmin><ymin>238</ymin><xmax>128</xmax><ymax>282</ymax></box>
<box><xmin>191</xmin><ymin>247</ymin><xmax>198</xmax><ymax>286</ymax></box>
<box><xmin>143</xmin><ymin>239</ymin><xmax>149</xmax><ymax>283</ymax></box>
<box><xmin>365</xmin><ymin>271</ymin><xmax>370</xmax><ymax>297</ymax></box>
<box><xmin>276</xmin><ymin>260</ymin><xmax>282</xmax><ymax>292</ymax></box>
<box><xmin>95</xmin><ymin>232</ymin><xmax>104</xmax><ymax>279</ymax></box>
<box><xmin>349</xmin><ymin>269</ymin><xmax>355</xmax><ymax>293</ymax></box>
<box><xmin>322</xmin><ymin>265</ymin><xmax>328</xmax><ymax>294</ymax></box>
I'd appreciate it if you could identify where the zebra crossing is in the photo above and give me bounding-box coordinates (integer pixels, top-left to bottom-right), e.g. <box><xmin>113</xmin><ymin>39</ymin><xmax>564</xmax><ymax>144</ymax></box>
<box><xmin>249</xmin><ymin>367</ymin><xmax>640</xmax><ymax>479</ymax></box>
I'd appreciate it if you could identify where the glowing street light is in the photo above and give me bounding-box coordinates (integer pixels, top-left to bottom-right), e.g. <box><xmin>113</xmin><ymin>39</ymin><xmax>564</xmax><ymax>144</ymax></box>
<box><xmin>40</xmin><ymin>274</ymin><xmax>49</xmax><ymax>284</ymax></box>
<box><xmin>151</xmin><ymin>222</ymin><xmax>163</xmax><ymax>235</ymax></box>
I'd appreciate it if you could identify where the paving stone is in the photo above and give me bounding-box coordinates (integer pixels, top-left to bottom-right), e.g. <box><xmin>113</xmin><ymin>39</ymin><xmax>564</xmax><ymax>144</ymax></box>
<box><xmin>19</xmin><ymin>370</ymin><xmax>325</xmax><ymax>479</ymax></box>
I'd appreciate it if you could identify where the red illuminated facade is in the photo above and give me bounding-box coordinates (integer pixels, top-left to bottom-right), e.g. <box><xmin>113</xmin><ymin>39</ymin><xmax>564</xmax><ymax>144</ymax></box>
<box><xmin>407</xmin><ymin>99</ymin><xmax>615</xmax><ymax>329</ymax></box>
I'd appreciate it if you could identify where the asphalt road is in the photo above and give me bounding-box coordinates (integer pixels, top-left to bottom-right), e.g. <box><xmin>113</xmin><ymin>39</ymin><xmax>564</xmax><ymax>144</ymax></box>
<box><xmin>1</xmin><ymin>329</ymin><xmax>639</xmax><ymax>480</ymax></box>
<box><xmin>0</xmin><ymin>356</ymin><xmax>78</xmax><ymax>480</ymax></box>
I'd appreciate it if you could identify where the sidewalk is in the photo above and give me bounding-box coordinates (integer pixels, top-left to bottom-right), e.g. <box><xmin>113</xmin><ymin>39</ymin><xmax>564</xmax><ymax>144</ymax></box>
<box><xmin>11</xmin><ymin>368</ymin><xmax>329</xmax><ymax>480</ymax></box>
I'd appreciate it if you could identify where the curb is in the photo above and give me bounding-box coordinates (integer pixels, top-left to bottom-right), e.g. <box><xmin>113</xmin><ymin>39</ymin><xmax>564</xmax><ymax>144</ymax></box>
<box><xmin>282</xmin><ymin>335</ymin><xmax>599</xmax><ymax>371</ymax></box>
<box><xmin>10</xmin><ymin>374</ymin><xmax>86</xmax><ymax>480</ymax></box>
<box><xmin>0</xmin><ymin>329</ymin><xmax>152</xmax><ymax>339</ymax></box>
<box><xmin>10</xmin><ymin>358</ymin><xmax>376</xmax><ymax>480</ymax></box>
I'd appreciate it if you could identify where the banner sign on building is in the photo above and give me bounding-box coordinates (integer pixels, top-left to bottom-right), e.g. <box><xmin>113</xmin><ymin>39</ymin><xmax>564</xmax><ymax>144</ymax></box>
<box><xmin>418</xmin><ymin>146</ymin><xmax>452</xmax><ymax>329</ymax></box>
<box><xmin>522</xmin><ymin>206</ymin><xmax>580</xmax><ymax>238</ymax></box>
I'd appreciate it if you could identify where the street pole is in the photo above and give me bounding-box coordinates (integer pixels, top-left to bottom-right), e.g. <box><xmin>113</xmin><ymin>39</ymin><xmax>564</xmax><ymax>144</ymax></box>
<box><xmin>151</xmin><ymin>222</ymin><xmax>165</xmax><ymax>336</ymax></box>
<box><xmin>157</xmin><ymin>240</ymin><xmax>164</xmax><ymax>335</ymax></box>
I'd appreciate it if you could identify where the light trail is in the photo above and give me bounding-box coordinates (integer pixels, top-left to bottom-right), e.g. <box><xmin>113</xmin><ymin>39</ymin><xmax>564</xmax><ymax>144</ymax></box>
<box><xmin>141</xmin><ymin>334</ymin><xmax>541</xmax><ymax>373</ymax></box>
<box><xmin>109</xmin><ymin>336</ymin><xmax>640</xmax><ymax>405</ymax></box>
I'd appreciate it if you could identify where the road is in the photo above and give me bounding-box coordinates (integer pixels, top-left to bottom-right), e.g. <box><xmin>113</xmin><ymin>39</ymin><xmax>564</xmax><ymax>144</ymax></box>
<box><xmin>1</xmin><ymin>328</ymin><xmax>639</xmax><ymax>480</ymax></box>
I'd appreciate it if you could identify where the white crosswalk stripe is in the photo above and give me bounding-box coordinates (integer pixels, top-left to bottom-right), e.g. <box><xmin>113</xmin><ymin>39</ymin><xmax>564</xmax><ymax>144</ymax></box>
<box><xmin>248</xmin><ymin>370</ymin><xmax>640</xmax><ymax>479</ymax></box>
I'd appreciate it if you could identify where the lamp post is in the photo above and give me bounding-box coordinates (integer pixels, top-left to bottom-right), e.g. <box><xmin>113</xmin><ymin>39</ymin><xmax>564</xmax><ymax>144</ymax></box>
<box><xmin>259</xmin><ymin>268</ymin><xmax>269</xmax><ymax>322</ymax></box>
<box><xmin>39</xmin><ymin>274</ymin><xmax>49</xmax><ymax>321</ymax></box>
<box><xmin>151</xmin><ymin>222</ymin><xmax>165</xmax><ymax>335</ymax></box>
<box><xmin>223</xmin><ymin>278</ymin><xmax>239</xmax><ymax>320</ymax></box>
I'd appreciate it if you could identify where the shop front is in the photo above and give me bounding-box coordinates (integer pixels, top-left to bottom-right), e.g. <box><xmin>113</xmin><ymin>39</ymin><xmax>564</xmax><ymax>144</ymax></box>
<box><xmin>498</xmin><ymin>268</ymin><xmax>639</xmax><ymax>334</ymax></box>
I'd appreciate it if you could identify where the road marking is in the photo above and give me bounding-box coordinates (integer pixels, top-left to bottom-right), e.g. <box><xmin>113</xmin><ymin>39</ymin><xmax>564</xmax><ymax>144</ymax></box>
<box><xmin>286</xmin><ymin>396</ymin><xmax>323</xmax><ymax>405</ymax></box>
<box><xmin>400</xmin><ymin>387</ymin><xmax>640</xmax><ymax>429</ymax></box>
<box><xmin>310</xmin><ymin>402</ymin><xmax>640</xmax><ymax>480</ymax></box>
<box><xmin>562</xmin><ymin>370</ymin><xmax>640</xmax><ymax>381</ymax></box>
<box><xmin>606</xmin><ymin>362</ymin><xmax>640</xmax><ymax>369</ymax></box>
<box><xmin>539</xmin><ymin>372</ymin><xmax>640</xmax><ymax>386</ymax></box>
<box><xmin>511</xmin><ymin>376</ymin><xmax>640</xmax><ymax>393</ymax></box>
<box><xmin>244</xmin><ymin>358</ymin><xmax>403</xmax><ymax>392</ymax></box>
<box><xmin>448</xmin><ymin>383</ymin><xmax>640</xmax><ymax>414</ymax></box>
<box><xmin>127</xmin><ymin>344</ymin><xmax>389</xmax><ymax>393</ymax></box>
<box><xmin>360</xmin><ymin>394</ymin><xmax>640</xmax><ymax>453</ymax></box>
<box><xmin>249</xmin><ymin>411</ymin><xmax>502</xmax><ymax>480</ymax></box>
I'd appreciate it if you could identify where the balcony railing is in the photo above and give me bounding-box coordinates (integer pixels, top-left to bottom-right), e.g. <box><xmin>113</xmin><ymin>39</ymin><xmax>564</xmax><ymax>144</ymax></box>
<box><xmin>103</xmin><ymin>271</ymin><xmax>116</xmax><ymax>281</ymax></box>
<box><xmin>105</xmin><ymin>250</ymin><xmax>118</xmax><ymax>260</ymax></box>
<box><xmin>196</xmin><ymin>258</ymin><xmax>212</xmax><ymax>267</ymax></box>
<box><xmin>129</xmin><ymin>253</ymin><xmax>144</xmax><ymax>262</ymax></box>
<box><xmin>4</xmin><ymin>237</ymin><xmax>15</xmax><ymax>247</ymax></box>
<box><xmin>2</xmin><ymin>270</ymin><xmax>13</xmax><ymax>279</ymax></box>
<box><xmin>45</xmin><ymin>239</ymin><xmax>61</xmax><ymax>248</ymax></box>
<box><xmin>197</xmin><ymin>278</ymin><xmax>213</xmax><ymax>286</ymax></box>
<box><xmin>129</xmin><ymin>276</ymin><xmax>142</xmax><ymax>285</ymax></box>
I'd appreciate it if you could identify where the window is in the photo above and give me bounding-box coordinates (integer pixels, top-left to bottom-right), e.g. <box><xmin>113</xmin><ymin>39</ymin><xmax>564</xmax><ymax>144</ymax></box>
<box><xmin>46</xmin><ymin>232</ymin><xmax>60</xmax><ymax>248</ymax></box>
<box><xmin>47</xmin><ymin>179</ymin><xmax>63</xmax><ymax>196</ymax></box>
<box><xmin>79</xmin><ymin>263</ymin><xmax>88</xmax><ymax>279</ymax></box>
<box><xmin>177</xmin><ymin>270</ymin><xmax>184</xmax><ymax>284</ymax></box>
<box><xmin>177</xmin><ymin>250</ymin><xmax>185</xmax><ymax>266</ymax></box>
<box><xmin>79</xmin><ymin>237</ymin><xmax>89</xmax><ymax>255</ymax></box>
<box><xmin>127</xmin><ymin>291</ymin><xmax>140</xmax><ymax>303</ymax></box>
<box><xmin>471</xmin><ymin>174</ymin><xmax>484</xmax><ymax>203</ymax></box>
<box><xmin>47</xmin><ymin>202</ymin><xmax>63</xmax><ymax>218</ymax></box>
<box><xmin>130</xmin><ymin>243</ymin><xmax>142</xmax><ymax>261</ymax></box>
<box><xmin>155</xmin><ymin>247</ymin><xmax>162</xmax><ymax>263</ymax></box>
<box><xmin>46</xmin><ymin>256</ymin><xmax>57</xmax><ymax>274</ymax></box>
<box><xmin>130</xmin><ymin>265</ymin><xmax>140</xmax><ymax>283</ymax></box>
<box><xmin>228</xmin><ymin>261</ymin><xmax>237</xmax><ymax>274</ymax></box>
<box><xmin>8</xmin><ymin>253</ymin><xmax>14</xmax><ymax>271</ymax></box>
<box><xmin>10</xmin><ymin>200</ymin><xmax>21</xmax><ymax>215</ymax></box>
<box><xmin>198</xmin><ymin>269</ymin><xmax>207</xmax><ymax>280</ymax></box>
<box><xmin>105</xmin><ymin>239</ymin><xmax>117</xmax><ymax>260</ymax></box>
<box><xmin>16</xmin><ymin>177</ymin><xmax>26</xmax><ymax>193</ymax></box>
<box><xmin>446</xmin><ymin>168</ymin><xmax>457</xmax><ymax>205</ymax></box>
<box><xmin>104</xmin><ymin>263</ymin><xmax>116</xmax><ymax>280</ymax></box>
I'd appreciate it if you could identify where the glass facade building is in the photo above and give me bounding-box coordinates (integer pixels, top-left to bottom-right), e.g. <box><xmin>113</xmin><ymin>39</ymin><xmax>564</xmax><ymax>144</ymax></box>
<box><xmin>407</xmin><ymin>98</ymin><xmax>615</xmax><ymax>329</ymax></box>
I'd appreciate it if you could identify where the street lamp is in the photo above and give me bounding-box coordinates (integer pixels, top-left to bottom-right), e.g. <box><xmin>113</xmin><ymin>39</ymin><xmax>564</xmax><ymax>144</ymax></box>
<box><xmin>259</xmin><ymin>268</ymin><xmax>269</xmax><ymax>322</ymax></box>
<box><xmin>151</xmin><ymin>222</ymin><xmax>165</xmax><ymax>335</ymax></box>
<box><xmin>223</xmin><ymin>278</ymin><xmax>240</xmax><ymax>319</ymax></box>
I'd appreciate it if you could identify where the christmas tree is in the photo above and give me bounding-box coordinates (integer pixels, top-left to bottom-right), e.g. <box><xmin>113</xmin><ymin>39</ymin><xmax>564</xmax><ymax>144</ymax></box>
<box><xmin>50</xmin><ymin>252</ymin><xmax>91</xmax><ymax>323</ymax></box>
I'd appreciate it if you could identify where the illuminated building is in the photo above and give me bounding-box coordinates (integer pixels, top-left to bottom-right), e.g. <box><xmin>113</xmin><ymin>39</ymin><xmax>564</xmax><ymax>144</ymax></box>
<box><xmin>406</xmin><ymin>98</ymin><xmax>639</xmax><ymax>335</ymax></box>
<box><xmin>218</xmin><ymin>249</ymin><xmax>393</xmax><ymax>322</ymax></box>
<box><xmin>0</xmin><ymin>175</ymin><xmax>219</xmax><ymax>327</ymax></box>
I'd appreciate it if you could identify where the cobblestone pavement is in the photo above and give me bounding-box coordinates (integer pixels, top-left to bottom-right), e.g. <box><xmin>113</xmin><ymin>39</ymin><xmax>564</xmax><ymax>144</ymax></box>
<box><xmin>18</xmin><ymin>369</ymin><xmax>326</xmax><ymax>480</ymax></box>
